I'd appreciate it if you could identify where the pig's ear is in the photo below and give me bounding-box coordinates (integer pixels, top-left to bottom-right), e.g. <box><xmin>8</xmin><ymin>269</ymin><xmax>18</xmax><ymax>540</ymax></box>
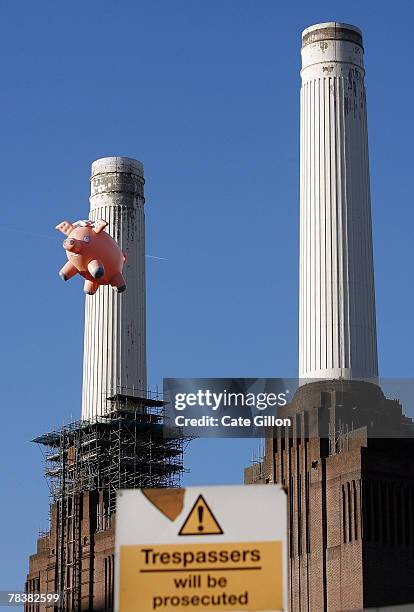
<box><xmin>56</xmin><ymin>221</ymin><xmax>74</xmax><ymax>235</ymax></box>
<box><xmin>93</xmin><ymin>219</ymin><xmax>108</xmax><ymax>234</ymax></box>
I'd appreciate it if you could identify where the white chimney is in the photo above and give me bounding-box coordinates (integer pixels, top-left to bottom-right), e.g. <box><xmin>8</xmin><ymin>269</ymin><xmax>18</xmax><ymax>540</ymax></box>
<box><xmin>81</xmin><ymin>157</ymin><xmax>147</xmax><ymax>420</ymax></box>
<box><xmin>299</xmin><ymin>23</ymin><xmax>378</xmax><ymax>381</ymax></box>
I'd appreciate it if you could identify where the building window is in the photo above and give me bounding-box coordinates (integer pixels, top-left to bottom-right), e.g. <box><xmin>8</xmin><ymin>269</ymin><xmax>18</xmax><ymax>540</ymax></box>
<box><xmin>105</xmin><ymin>554</ymin><xmax>115</xmax><ymax>610</ymax></box>
<box><xmin>353</xmin><ymin>480</ymin><xmax>358</xmax><ymax>540</ymax></box>
<box><xmin>342</xmin><ymin>480</ymin><xmax>360</xmax><ymax>543</ymax></box>
<box><xmin>297</xmin><ymin>473</ymin><xmax>302</xmax><ymax>556</ymax></box>
<box><xmin>289</xmin><ymin>477</ymin><xmax>294</xmax><ymax>558</ymax></box>
<box><xmin>342</xmin><ymin>485</ymin><xmax>347</xmax><ymax>543</ymax></box>
<box><xmin>305</xmin><ymin>471</ymin><xmax>310</xmax><ymax>553</ymax></box>
<box><xmin>347</xmin><ymin>482</ymin><xmax>352</xmax><ymax>542</ymax></box>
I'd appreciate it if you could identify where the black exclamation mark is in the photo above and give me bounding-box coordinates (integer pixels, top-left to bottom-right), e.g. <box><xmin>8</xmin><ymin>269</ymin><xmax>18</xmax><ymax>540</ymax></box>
<box><xmin>198</xmin><ymin>505</ymin><xmax>204</xmax><ymax>531</ymax></box>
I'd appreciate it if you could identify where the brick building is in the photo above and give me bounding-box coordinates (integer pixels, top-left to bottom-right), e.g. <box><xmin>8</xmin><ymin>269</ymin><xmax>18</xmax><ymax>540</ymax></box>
<box><xmin>25</xmin><ymin>397</ymin><xmax>185</xmax><ymax>612</ymax></box>
<box><xmin>245</xmin><ymin>380</ymin><xmax>414</xmax><ymax>611</ymax></box>
<box><xmin>26</xmin><ymin>492</ymin><xmax>115</xmax><ymax>612</ymax></box>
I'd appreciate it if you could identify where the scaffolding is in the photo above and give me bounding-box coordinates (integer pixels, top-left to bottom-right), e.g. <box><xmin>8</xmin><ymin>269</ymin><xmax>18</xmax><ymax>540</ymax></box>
<box><xmin>33</xmin><ymin>390</ymin><xmax>189</xmax><ymax>610</ymax></box>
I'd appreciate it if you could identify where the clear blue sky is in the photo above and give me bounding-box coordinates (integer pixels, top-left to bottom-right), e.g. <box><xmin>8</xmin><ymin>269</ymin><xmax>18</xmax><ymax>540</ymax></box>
<box><xmin>0</xmin><ymin>0</ymin><xmax>413</xmax><ymax>591</ymax></box>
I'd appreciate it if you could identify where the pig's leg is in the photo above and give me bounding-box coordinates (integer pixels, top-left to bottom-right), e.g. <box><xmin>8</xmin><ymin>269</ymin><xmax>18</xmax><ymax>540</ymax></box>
<box><xmin>84</xmin><ymin>280</ymin><xmax>99</xmax><ymax>295</ymax></box>
<box><xmin>87</xmin><ymin>259</ymin><xmax>105</xmax><ymax>280</ymax></box>
<box><xmin>59</xmin><ymin>261</ymin><xmax>78</xmax><ymax>282</ymax></box>
<box><xmin>110</xmin><ymin>272</ymin><xmax>126</xmax><ymax>293</ymax></box>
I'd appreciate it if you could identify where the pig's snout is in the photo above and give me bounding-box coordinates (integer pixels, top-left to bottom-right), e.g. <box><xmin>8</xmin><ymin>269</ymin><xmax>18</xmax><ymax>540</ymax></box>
<box><xmin>63</xmin><ymin>238</ymin><xmax>81</xmax><ymax>254</ymax></box>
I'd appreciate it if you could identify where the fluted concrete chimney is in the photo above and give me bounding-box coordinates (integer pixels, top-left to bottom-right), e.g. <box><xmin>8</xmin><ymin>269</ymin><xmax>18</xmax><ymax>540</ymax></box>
<box><xmin>299</xmin><ymin>23</ymin><xmax>378</xmax><ymax>380</ymax></box>
<box><xmin>81</xmin><ymin>157</ymin><xmax>147</xmax><ymax>421</ymax></box>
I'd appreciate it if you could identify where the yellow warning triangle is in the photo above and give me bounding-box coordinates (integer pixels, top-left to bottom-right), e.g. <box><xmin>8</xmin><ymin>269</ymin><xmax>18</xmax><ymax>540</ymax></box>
<box><xmin>178</xmin><ymin>495</ymin><xmax>224</xmax><ymax>536</ymax></box>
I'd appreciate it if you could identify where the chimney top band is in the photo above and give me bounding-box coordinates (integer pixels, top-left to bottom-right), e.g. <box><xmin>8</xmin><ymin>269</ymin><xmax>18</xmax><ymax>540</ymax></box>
<box><xmin>91</xmin><ymin>157</ymin><xmax>144</xmax><ymax>179</ymax></box>
<box><xmin>302</xmin><ymin>22</ymin><xmax>363</xmax><ymax>50</ymax></box>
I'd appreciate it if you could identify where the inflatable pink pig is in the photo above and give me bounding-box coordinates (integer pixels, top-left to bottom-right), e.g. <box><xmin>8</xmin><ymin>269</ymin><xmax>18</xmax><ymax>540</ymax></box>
<box><xmin>56</xmin><ymin>219</ymin><xmax>127</xmax><ymax>295</ymax></box>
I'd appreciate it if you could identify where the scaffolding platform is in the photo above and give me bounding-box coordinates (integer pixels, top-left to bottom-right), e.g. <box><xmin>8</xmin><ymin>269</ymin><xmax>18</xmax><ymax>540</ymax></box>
<box><xmin>35</xmin><ymin>393</ymin><xmax>188</xmax><ymax>513</ymax></box>
<box><xmin>30</xmin><ymin>391</ymin><xmax>190</xmax><ymax>610</ymax></box>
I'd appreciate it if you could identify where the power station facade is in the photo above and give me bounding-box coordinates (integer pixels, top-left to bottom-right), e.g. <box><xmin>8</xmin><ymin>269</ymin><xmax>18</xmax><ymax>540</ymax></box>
<box><xmin>246</xmin><ymin>22</ymin><xmax>414</xmax><ymax>611</ymax></box>
<box><xmin>26</xmin><ymin>22</ymin><xmax>414</xmax><ymax>612</ymax></box>
<box><xmin>26</xmin><ymin>158</ymin><xmax>186</xmax><ymax>611</ymax></box>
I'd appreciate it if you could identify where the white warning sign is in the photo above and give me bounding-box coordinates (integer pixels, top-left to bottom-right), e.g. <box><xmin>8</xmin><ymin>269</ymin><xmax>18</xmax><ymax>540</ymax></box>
<box><xmin>115</xmin><ymin>485</ymin><xmax>287</xmax><ymax>612</ymax></box>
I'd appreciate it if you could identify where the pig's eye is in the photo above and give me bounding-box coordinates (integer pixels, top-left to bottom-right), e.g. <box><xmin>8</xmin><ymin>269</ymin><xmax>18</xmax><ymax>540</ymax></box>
<box><xmin>83</xmin><ymin>236</ymin><xmax>90</xmax><ymax>243</ymax></box>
